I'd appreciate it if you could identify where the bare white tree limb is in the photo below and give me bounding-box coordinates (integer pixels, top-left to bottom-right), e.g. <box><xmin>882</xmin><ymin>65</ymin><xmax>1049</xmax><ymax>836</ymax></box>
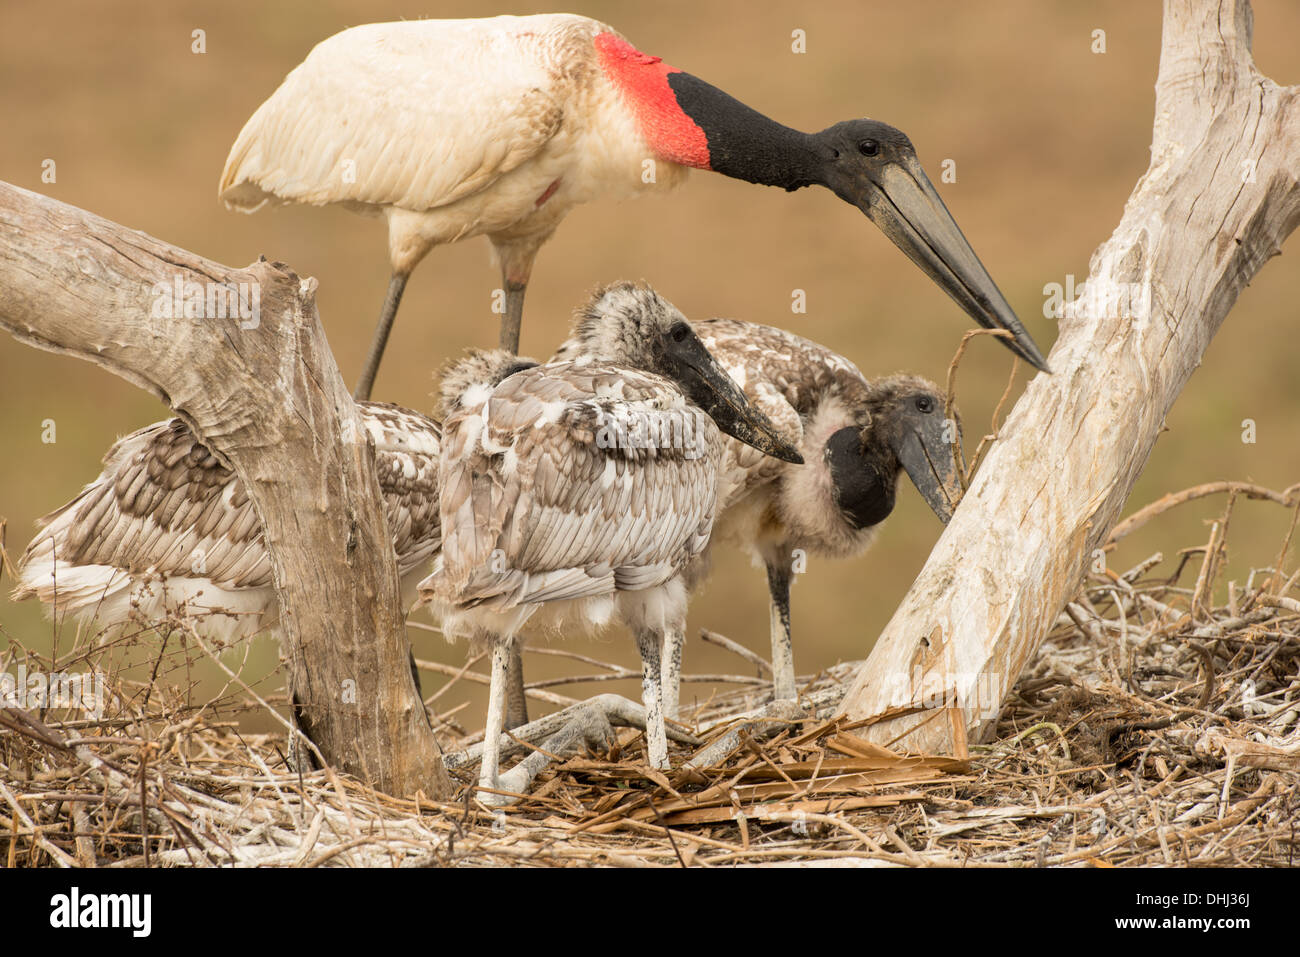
<box><xmin>838</xmin><ymin>0</ymin><xmax>1300</xmax><ymax>751</ymax></box>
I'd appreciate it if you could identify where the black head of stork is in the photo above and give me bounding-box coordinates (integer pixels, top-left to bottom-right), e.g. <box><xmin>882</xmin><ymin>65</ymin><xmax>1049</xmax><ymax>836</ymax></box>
<box><xmin>654</xmin><ymin>61</ymin><xmax>1049</xmax><ymax>372</ymax></box>
<box><xmin>812</xmin><ymin>120</ymin><xmax>1048</xmax><ymax>372</ymax></box>
<box><xmin>566</xmin><ymin>281</ymin><xmax>805</xmax><ymax>465</ymax></box>
<box><xmin>826</xmin><ymin>374</ymin><xmax>964</xmax><ymax>529</ymax></box>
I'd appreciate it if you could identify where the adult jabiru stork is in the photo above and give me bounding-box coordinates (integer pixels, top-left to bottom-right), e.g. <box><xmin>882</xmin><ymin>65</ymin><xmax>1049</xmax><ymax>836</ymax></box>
<box><xmin>219</xmin><ymin>13</ymin><xmax>1049</xmax><ymax>400</ymax></box>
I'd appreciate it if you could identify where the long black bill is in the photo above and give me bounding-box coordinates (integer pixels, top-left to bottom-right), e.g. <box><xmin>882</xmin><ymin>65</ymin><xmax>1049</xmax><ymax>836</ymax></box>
<box><xmin>669</xmin><ymin>335</ymin><xmax>803</xmax><ymax>465</ymax></box>
<box><xmin>863</xmin><ymin>158</ymin><xmax>1050</xmax><ymax>373</ymax></box>
<box><xmin>896</xmin><ymin>418</ymin><xmax>964</xmax><ymax>523</ymax></box>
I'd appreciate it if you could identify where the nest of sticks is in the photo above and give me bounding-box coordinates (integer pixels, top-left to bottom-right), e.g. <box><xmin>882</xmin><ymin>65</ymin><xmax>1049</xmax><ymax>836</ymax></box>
<box><xmin>1</xmin><ymin>481</ymin><xmax>1298</xmax><ymax>868</ymax></box>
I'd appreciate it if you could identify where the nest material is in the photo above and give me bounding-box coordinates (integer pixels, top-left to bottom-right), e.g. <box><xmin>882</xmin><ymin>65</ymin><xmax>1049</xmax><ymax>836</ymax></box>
<box><xmin>1</xmin><ymin>487</ymin><xmax>1298</xmax><ymax>868</ymax></box>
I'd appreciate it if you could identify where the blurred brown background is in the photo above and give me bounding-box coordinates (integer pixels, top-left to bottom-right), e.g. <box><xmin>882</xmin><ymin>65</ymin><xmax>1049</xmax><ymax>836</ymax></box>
<box><xmin>2</xmin><ymin>1</ymin><xmax>1298</xmax><ymax>729</ymax></box>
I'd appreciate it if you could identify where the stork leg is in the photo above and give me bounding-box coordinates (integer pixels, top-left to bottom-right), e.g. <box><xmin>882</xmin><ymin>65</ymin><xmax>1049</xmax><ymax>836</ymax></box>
<box><xmin>498</xmin><ymin>278</ymin><xmax>527</xmax><ymax>354</ymax></box>
<box><xmin>477</xmin><ymin>637</ymin><xmax>513</xmax><ymax>806</ymax></box>
<box><xmin>354</xmin><ymin>272</ymin><xmax>410</xmax><ymax>401</ymax></box>
<box><xmin>661</xmin><ymin>618</ymin><xmax>685</xmax><ymax>720</ymax></box>
<box><xmin>634</xmin><ymin>627</ymin><xmax>669</xmax><ymax>770</ymax></box>
<box><xmin>765</xmin><ymin>557</ymin><xmax>797</xmax><ymax>702</ymax></box>
<box><xmin>504</xmin><ymin>643</ymin><xmax>529</xmax><ymax>730</ymax></box>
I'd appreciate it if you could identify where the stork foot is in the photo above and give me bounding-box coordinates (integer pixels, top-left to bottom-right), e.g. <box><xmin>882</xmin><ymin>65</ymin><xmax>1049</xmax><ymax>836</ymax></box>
<box><xmin>485</xmin><ymin>702</ymin><xmax>620</xmax><ymax>806</ymax></box>
<box><xmin>762</xmin><ymin>697</ymin><xmax>812</xmax><ymax>723</ymax></box>
<box><xmin>444</xmin><ymin>693</ymin><xmax>701</xmax><ymax>772</ymax></box>
<box><xmin>450</xmin><ymin>693</ymin><xmax>704</xmax><ymax>806</ymax></box>
<box><xmin>685</xmin><ymin>697</ymin><xmax>814</xmax><ymax>770</ymax></box>
<box><xmin>683</xmin><ymin>685</ymin><xmax>849</xmax><ymax>770</ymax></box>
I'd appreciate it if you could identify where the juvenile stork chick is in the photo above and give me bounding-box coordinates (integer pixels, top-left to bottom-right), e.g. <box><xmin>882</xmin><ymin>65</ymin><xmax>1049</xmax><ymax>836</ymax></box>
<box><xmin>660</xmin><ymin>318</ymin><xmax>964</xmax><ymax>714</ymax></box>
<box><xmin>417</xmin><ymin>282</ymin><xmax>802</xmax><ymax>803</ymax></box>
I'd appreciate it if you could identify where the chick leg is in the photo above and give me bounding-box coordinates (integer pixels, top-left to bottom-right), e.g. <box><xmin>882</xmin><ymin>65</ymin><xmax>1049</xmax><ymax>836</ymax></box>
<box><xmin>477</xmin><ymin>637</ymin><xmax>513</xmax><ymax>806</ymax></box>
<box><xmin>660</xmin><ymin>618</ymin><xmax>685</xmax><ymax>720</ymax></box>
<box><xmin>504</xmin><ymin>644</ymin><xmax>529</xmax><ymax>730</ymax></box>
<box><xmin>765</xmin><ymin>556</ymin><xmax>797</xmax><ymax>702</ymax></box>
<box><xmin>635</xmin><ymin>627</ymin><xmax>669</xmax><ymax>770</ymax></box>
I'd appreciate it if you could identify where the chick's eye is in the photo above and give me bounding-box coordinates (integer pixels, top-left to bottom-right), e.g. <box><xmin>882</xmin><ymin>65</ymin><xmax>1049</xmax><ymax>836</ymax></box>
<box><xmin>916</xmin><ymin>396</ymin><xmax>934</xmax><ymax>413</ymax></box>
<box><xmin>859</xmin><ymin>139</ymin><xmax>880</xmax><ymax>157</ymax></box>
<box><xmin>670</xmin><ymin>323</ymin><xmax>690</xmax><ymax>343</ymax></box>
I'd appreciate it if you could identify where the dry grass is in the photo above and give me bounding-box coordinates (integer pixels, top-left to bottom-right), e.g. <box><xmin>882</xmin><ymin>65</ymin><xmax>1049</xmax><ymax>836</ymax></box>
<box><xmin>1</xmin><ymin>485</ymin><xmax>1298</xmax><ymax>867</ymax></box>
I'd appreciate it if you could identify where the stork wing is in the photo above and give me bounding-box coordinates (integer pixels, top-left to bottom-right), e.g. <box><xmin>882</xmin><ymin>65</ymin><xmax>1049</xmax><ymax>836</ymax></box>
<box><xmin>362</xmin><ymin>403</ymin><xmax>445</xmax><ymax>578</ymax></box>
<box><xmin>14</xmin><ymin>403</ymin><xmax>442</xmax><ymax>614</ymax></box>
<box><xmin>431</xmin><ymin>363</ymin><xmax>718</xmax><ymax>610</ymax></box>
<box><xmin>692</xmin><ymin>319</ymin><xmax>823</xmax><ymax>505</ymax></box>
<box><xmin>219</xmin><ymin>16</ymin><xmax>599</xmax><ymax>213</ymax></box>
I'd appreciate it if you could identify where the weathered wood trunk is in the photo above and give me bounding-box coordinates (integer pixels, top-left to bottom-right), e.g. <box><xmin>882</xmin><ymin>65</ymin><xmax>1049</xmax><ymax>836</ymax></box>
<box><xmin>838</xmin><ymin>0</ymin><xmax>1300</xmax><ymax>751</ymax></box>
<box><xmin>0</xmin><ymin>181</ymin><xmax>450</xmax><ymax>798</ymax></box>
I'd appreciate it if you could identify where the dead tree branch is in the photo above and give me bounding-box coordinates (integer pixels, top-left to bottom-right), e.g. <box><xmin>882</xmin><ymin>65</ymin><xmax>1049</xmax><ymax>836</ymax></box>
<box><xmin>838</xmin><ymin>0</ymin><xmax>1300</xmax><ymax>750</ymax></box>
<box><xmin>0</xmin><ymin>180</ymin><xmax>450</xmax><ymax>798</ymax></box>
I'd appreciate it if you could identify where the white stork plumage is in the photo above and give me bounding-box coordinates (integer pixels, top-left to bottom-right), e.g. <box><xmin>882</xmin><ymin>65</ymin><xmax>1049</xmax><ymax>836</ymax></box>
<box><xmin>219</xmin><ymin>13</ymin><xmax>1048</xmax><ymax>401</ymax></box>
<box><xmin>416</xmin><ymin>281</ymin><xmax>801</xmax><ymax>803</ymax></box>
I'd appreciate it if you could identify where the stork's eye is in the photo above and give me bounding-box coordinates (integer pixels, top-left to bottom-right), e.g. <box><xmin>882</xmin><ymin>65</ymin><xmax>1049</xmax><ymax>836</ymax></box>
<box><xmin>915</xmin><ymin>396</ymin><xmax>935</xmax><ymax>413</ymax></box>
<box><xmin>859</xmin><ymin>139</ymin><xmax>880</xmax><ymax>157</ymax></box>
<box><xmin>669</xmin><ymin>322</ymin><xmax>690</xmax><ymax>343</ymax></box>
